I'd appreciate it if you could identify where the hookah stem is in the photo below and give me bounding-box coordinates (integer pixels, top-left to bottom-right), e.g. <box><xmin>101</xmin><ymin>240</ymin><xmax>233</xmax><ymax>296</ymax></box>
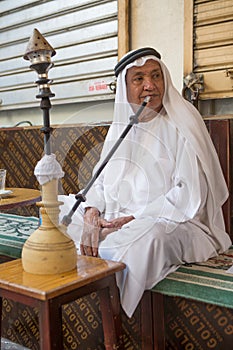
<box><xmin>43</xmin><ymin>106</ymin><xmax>51</xmax><ymax>155</ymax></box>
<box><xmin>83</xmin><ymin>97</ymin><xmax>149</xmax><ymax>194</ymax></box>
<box><xmin>63</xmin><ymin>97</ymin><xmax>150</xmax><ymax>224</ymax></box>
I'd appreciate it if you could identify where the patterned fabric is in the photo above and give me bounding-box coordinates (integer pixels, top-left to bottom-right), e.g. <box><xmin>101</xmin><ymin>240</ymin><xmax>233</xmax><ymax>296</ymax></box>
<box><xmin>0</xmin><ymin>124</ymin><xmax>110</xmax><ymax>195</ymax></box>
<box><xmin>152</xmin><ymin>246</ymin><xmax>233</xmax><ymax>308</ymax></box>
<box><xmin>0</xmin><ymin>213</ymin><xmax>39</xmax><ymax>258</ymax></box>
<box><xmin>0</xmin><ymin>124</ymin><xmax>110</xmax><ymax>217</ymax></box>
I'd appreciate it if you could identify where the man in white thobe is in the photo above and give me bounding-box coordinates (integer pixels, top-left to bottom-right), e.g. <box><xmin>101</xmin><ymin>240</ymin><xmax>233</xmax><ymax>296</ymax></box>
<box><xmin>59</xmin><ymin>48</ymin><xmax>231</xmax><ymax>318</ymax></box>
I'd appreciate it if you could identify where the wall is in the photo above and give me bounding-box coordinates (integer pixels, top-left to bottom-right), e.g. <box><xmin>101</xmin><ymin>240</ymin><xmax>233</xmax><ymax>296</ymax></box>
<box><xmin>130</xmin><ymin>0</ymin><xmax>184</xmax><ymax>92</ymax></box>
<box><xmin>0</xmin><ymin>0</ymin><xmax>184</xmax><ymax>127</ymax></box>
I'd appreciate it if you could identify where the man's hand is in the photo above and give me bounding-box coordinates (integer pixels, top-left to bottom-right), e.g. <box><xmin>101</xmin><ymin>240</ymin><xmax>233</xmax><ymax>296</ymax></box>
<box><xmin>106</xmin><ymin>216</ymin><xmax>134</xmax><ymax>229</ymax></box>
<box><xmin>80</xmin><ymin>209</ymin><xmax>134</xmax><ymax>257</ymax></box>
<box><xmin>100</xmin><ymin>216</ymin><xmax>134</xmax><ymax>240</ymax></box>
<box><xmin>80</xmin><ymin>207</ymin><xmax>112</xmax><ymax>257</ymax></box>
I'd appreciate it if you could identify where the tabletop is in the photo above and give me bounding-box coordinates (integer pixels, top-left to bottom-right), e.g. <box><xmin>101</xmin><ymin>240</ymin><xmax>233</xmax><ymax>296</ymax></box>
<box><xmin>0</xmin><ymin>256</ymin><xmax>126</xmax><ymax>301</ymax></box>
<box><xmin>0</xmin><ymin>188</ymin><xmax>41</xmax><ymax>210</ymax></box>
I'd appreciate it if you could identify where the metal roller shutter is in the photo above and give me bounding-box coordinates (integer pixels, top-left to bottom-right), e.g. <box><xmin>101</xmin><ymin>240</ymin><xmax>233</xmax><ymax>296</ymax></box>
<box><xmin>0</xmin><ymin>0</ymin><xmax>128</xmax><ymax>111</ymax></box>
<box><xmin>193</xmin><ymin>0</ymin><xmax>233</xmax><ymax>99</ymax></box>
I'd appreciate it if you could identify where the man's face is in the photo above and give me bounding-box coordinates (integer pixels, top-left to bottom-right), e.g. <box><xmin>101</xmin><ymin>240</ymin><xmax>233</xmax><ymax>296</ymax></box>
<box><xmin>126</xmin><ymin>59</ymin><xmax>165</xmax><ymax>120</ymax></box>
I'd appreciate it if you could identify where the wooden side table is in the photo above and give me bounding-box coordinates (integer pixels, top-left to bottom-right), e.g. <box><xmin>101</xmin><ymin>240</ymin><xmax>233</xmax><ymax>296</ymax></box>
<box><xmin>0</xmin><ymin>188</ymin><xmax>41</xmax><ymax>210</ymax></box>
<box><xmin>0</xmin><ymin>256</ymin><xmax>126</xmax><ymax>350</ymax></box>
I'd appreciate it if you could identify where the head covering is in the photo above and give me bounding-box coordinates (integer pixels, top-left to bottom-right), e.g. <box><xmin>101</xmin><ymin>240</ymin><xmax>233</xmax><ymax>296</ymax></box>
<box><xmin>114</xmin><ymin>47</ymin><xmax>161</xmax><ymax>77</ymax></box>
<box><xmin>105</xmin><ymin>48</ymin><xmax>230</xmax><ymax>248</ymax></box>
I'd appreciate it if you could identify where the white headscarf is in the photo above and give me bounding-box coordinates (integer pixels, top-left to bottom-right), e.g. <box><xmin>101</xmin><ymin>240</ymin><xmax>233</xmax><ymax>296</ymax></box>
<box><xmin>99</xmin><ymin>52</ymin><xmax>230</xmax><ymax>250</ymax></box>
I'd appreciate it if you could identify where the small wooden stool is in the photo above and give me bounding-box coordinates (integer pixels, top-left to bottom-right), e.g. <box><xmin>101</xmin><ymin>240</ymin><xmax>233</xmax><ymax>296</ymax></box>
<box><xmin>0</xmin><ymin>256</ymin><xmax>125</xmax><ymax>349</ymax></box>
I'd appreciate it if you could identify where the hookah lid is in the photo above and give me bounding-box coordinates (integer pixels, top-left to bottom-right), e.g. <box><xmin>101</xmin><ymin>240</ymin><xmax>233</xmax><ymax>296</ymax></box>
<box><xmin>23</xmin><ymin>28</ymin><xmax>56</xmax><ymax>60</ymax></box>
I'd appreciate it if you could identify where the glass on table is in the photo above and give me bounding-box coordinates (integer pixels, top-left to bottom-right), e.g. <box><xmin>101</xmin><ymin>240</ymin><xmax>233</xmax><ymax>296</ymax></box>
<box><xmin>0</xmin><ymin>169</ymin><xmax>6</xmax><ymax>193</ymax></box>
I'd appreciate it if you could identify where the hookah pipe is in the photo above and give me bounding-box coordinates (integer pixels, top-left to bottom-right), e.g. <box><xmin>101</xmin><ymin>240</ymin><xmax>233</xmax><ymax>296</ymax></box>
<box><xmin>62</xmin><ymin>96</ymin><xmax>150</xmax><ymax>226</ymax></box>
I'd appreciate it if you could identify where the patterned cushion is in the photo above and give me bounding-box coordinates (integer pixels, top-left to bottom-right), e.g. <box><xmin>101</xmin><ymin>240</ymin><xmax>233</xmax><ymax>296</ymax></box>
<box><xmin>152</xmin><ymin>246</ymin><xmax>233</xmax><ymax>309</ymax></box>
<box><xmin>0</xmin><ymin>213</ymin><xmax>39</xmax><ymax>258</ymax></box>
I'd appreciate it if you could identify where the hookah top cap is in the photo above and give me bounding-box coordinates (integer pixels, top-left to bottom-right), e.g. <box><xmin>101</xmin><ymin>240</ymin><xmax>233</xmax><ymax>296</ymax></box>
<box><xmin>23</xmin><ymin>28</ymin><xmax>56</xmax><ymax>60</ymax></box>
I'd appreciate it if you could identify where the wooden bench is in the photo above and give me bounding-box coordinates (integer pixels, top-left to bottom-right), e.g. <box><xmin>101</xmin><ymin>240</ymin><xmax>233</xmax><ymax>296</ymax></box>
<box><xmin>141</xmin><ymin>117</ymin><xmax>233</xmax><ymax>350</ymax></box>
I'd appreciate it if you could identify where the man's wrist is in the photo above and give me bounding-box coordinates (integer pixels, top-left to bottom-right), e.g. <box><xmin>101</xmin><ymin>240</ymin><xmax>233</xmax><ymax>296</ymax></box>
<box><xmin>84</xmin><ymin>207</ymin><xmax>100</xmax><ymax>215</ymax></box>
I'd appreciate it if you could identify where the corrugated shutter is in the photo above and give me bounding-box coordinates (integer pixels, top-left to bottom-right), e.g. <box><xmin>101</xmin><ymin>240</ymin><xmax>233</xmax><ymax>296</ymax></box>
<box><xmin>193</xmin><ymin>0</ymin><xmax>233</xmax><ymax>99</ymax></box>
<box><xmin>0</xmin><ymin>0</ymin><xmax>121</xmax><ymax>110</ymax></box>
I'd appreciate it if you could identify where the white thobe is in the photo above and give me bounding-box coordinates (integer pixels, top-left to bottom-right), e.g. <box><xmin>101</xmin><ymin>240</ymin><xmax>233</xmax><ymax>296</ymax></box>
<box><xmin>59</xmin><ymin>113</ymin><xmax>231</xmax><ymax>317</ymax></box>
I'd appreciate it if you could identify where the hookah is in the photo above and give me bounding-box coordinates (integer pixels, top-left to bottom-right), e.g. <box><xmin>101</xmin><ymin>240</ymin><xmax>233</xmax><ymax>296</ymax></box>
<box><xmin>22</xmin><ymin>29</ymin><xmax>77</xmax><ymax>274</ymax></box>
